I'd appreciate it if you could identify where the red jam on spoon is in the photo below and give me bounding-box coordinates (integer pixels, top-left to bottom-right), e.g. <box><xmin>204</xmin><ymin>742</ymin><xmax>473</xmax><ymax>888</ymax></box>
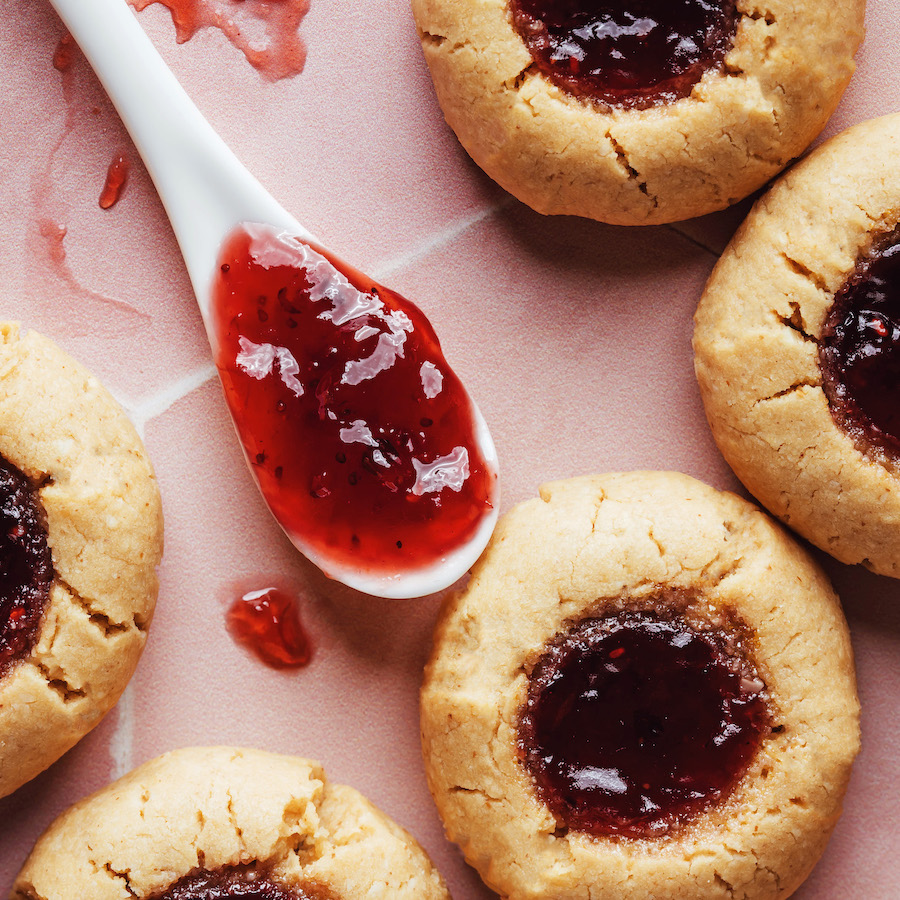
<box><xmin>226</xmin><ymin>586</ymin><xmax>312</xmax><ymax>669</ymax></box>
<box><xmin>518</xmin><ymin>608</ymin><xmax>772</xmax><ymax>838</ymax></box>
<box><xmin>820</xmin><ymin>227</ymin><xmax>900</xmax><ymax>465</ymax></box>
<box><xmin>0</xmin><ymin>458</ymin><xmax>53</xmax><ymax>678</ymax></box>
<box><xmin>151</xmin><ymin>867</ymin><xmax>334</xmax><ymax>900</ymax></box>
<box><xmin>509</xmin><ymin>0</ymin><xmax>739</xmax><ymax>109</ymax></box>
<box><xmin>212</xmin><ymin>224</ymin><xmax>496</xmax><ymax>580</ymax></box>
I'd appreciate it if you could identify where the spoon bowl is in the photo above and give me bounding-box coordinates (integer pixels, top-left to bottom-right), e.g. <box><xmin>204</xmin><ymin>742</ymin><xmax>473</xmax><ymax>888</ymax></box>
<box><xmin>47</xmin><ymin>0</ymin><xmax>500</xmax><ymax>598</ymax></box>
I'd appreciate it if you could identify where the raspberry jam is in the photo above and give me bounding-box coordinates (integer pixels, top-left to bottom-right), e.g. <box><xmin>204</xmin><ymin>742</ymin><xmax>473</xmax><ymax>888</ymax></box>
<box><xmin>820</xmin><ymin>228</ymin><xmax>900</xmax><ymax>464</ymax></box>
<box><xmin>519</xmin><ymin>609</ymin><xmax>772</xmax><ymax>837</ymax></box>
<box><xmin>212</xmin><ymin>224</ymin><xmax>496</xmax><ymax>581</ymax></box>
<box><xmin>0</xmin><ymin>458</ymin><xmax>53</xmax><ymax>679</ymax></box>
<box><xmin>509</xmin><ymin>0</ymin><xmax>739</xmax><ymax>108</ymax></box>
<box><xmin>226</xmin><ymin>586</ymin><xmax>312</xmax><ymax>669</ymax></box>
<box><xmin>100</xmin><ymin>153</ymin><xmax>130</xmax><ymax>210</ymax></box>
<box><xmin>152</xmin><ymin>867</ymin><xmax>333</xmax><ymax>900</ymax></box>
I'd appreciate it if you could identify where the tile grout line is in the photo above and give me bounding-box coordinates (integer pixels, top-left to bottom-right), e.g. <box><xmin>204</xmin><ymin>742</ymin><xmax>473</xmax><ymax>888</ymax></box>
<box><xmin>664</xmin><ymin>223</ymin><xmax>723</xmax><ymax>260</ymax></box>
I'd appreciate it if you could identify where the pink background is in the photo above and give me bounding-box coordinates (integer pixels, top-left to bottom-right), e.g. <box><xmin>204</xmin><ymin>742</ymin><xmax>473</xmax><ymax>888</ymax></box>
<box><xmin>1</xmin><ymin>1</ymin><xmax>899</xmax><ymax>896</ymax></box>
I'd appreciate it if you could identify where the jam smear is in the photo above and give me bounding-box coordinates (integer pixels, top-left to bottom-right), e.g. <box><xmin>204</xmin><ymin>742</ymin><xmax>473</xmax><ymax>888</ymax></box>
<box><xmin>509</xmin><ymin>0</ymin><xmax>739</xmax><ymax>108</ymax></box>
<box><xmin>226</xmin><ymin>586</ymin><xmax>312</xmax><ymax>669</ymax></box>
<box><xmin>53</xmin><ymin>33</ymin><xmax>76</xmax><ymax>73</ymax></box>
<box><xmin>519</xmin><ymin>609</ymin><xmax>771</xmax><ymax>838</ymax></box>
<box><xmin>99</xmin><ymin>153</ymin><xmax>130</xmax><ymax>210</ymax></box>
<box><xmin>151</xmin><ymin>866</ymin><xmax>334</xmax><ymax>900</ymax></box>
<box><xmin>0</xmin><ymin>458</ymin><xmax>53</xmax><ymax>679</ymax></box>
<box><xmin>129</xmin><ymin>0</ymin><xmax>310</xmax><ymax>81</ymax></box>
<box><xmin>820</xmin><ymin>228</ymin><xmax>900</xmax><ymax>463</ymax></box>
<box><xmin>212</xmin><ymin>224</ymin><xmax>496</xmax><ymax>578</ymax></box>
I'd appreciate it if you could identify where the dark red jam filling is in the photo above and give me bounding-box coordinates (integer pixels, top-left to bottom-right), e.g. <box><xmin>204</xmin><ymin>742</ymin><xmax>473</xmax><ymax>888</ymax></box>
<box><xmin>519</xmin><ymin>608</ymin><xmax>772</xmax><ymax>838</ymax></box>
<box><xmin>212</xmin><ymin>224</ymin><xmax>496</xmax><ymax>577</ymax></box>
<box><xmin>509</xmin><ymin>0</ymin><xmax>739</xmax><ymax>108</ymax></box>
<box><xmin>226</xmin><ymin>586</ymin><xmax>312</xmax><ymax>669</ymax></box>
<box><xmin>0</xmin><ymin>458</ymin><xmax>53</xmax><ymax>678</ymax></box>
<box><xmin>151</xmin><ymin>867</ymin><xmax>333</xmax><ymax>900</ymax></box>
<box><xmin>820</xmin><ymin>228</ymin><xmax>900</xmax><ymax>464</ymax></box>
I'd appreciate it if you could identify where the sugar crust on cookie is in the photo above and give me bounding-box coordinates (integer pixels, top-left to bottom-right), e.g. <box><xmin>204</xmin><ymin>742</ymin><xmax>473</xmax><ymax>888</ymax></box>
<box><xmin>693</xmin><ymin>113</ymin><xmax>900</xmax><ymax>578</ymax></box>
<box><xmin>0</xmin><ymin>322</ymin><xmax>164</xmax><ymax>799</ymax></box>
<box><xmin>411</xmin><ymin>0</ymin><xmax>865</xmax><ymax>225</ymax></box>
<box><xmin>421</xmin><ymin>472</ymin><xmax>859</xmax><ymax>900</ymax></box>
<box><xmin>12</xmin><ymin>746</ymin><xmax>451</xmax><ymax>900</ymax></box>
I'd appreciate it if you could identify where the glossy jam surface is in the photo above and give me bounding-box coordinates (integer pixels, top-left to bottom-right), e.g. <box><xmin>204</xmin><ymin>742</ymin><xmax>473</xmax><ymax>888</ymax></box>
<box><xmin>226</xmin><ymin>586</ymin><xmax>312</xmax><ymax>669</ymax></box>
<box><xmin>100</xmin><ymin>153</ymin><xmax>130</xmax><ymax>209</ymax></box>
<box><xmin>152</xmin><ymin>867</ymin><xmax>332</xmax><ymax>900</ymax></box>
<box><xmin>212</xmin><ymin>225</ymin><xmax>495</xmax><ymax>578</ymax></box>
<box><xmin>130</xmin><ymin>0</ymin><xmax>309</xmax><ymax>81</ymax></box>
<box><xmin>519</xmin><ymin>609</ymin><xmax>771</xmax><ymax>837</ymax></box>
<box><xmin>509</xmin><ymin>0</ymin><xmax>738</xmax><ymax>108</ymax></box>
<box><xmin>0</xmin><ymin>458</ymin><xmax>53</xmax><ymax>678</ymax></box>
<box><xmin>820</xmin><ymin>229</ymin><xmax>900</xmax><ymax>463</ymax></box>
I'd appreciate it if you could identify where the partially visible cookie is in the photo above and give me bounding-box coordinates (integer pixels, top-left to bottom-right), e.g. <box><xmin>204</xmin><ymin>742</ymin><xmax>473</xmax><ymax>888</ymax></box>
<box><xmin>694</xmin><ymin>113</ymin><xmax>900</xmax><ymax>577</ymax></box>
<box><xmin>0</xmin><ymin>322</ymin><xmax>163</xmax><ymax>798</ymax></box>
<box><xmin>12</xmin><ymin>746</ymin><xmax>451</xmax><ymax>900</ymax></box>
<box><xmin>411</xmin><ymin>0</ymin><xmax>864</xmax><ymax>225</ymax></box>
<box><xmin>421</xmin><ymin>472</ymin><xmax>859</xmax><ymax>900</ymax></box>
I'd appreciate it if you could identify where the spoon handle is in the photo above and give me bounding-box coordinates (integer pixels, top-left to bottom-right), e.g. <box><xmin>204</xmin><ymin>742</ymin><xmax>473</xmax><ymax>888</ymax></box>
<box><xmin>47</xmin><ymin>0</ymin><xmax>309</xmax><ymax>321</ymax></box>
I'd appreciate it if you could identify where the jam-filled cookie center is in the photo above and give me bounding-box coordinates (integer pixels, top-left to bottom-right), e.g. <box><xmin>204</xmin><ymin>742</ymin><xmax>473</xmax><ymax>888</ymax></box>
<box><xmin>0</xmin><ymin>457</ymin><xmax>53</xmax><ymax>678</ymax></box>
<box><xmin>509</xmin><ymin>0</ymin><xmax>739</xmax><ymax>108</ymax></box>
<box><xmin>820</xmin><ymin>228</ymin><xmax>900</xmax><ymax>463</ymax></box>
<box><xmin>518</xmin><ymin>609</ymin><xmax>771</xmax><ymax>838</ymax></box>
<box><xmin>152</xmin><ymin>868</ymin><xmax>335</xmax><ymax>900</ymax></box>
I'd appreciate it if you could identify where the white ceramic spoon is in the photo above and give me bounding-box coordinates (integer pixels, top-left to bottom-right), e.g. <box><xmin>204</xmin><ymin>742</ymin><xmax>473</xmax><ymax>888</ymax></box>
<box><xmin>47</xmin><ymin>0</ymin><xmax>500</xmax><ymax>599</ymax></box>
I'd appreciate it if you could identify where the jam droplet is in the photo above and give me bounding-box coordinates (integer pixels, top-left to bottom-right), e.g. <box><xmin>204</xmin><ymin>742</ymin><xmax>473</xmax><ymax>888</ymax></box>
<box><xmin>53</xmin><ymin>33</ymin><xmax>76</xmax><ymax>72</ymax></box>
<box><xmin>212</xmin><ymin>224</ymin><xmax>496</xmax><ymax>577</ymax></box>
<box><xmin>99</xmin><ymin>153</ymin><xmax>130</xmax><ymax>210</ymax></box>
<box><xmin>510</xmin><ymin>0</ymin><xmax>739</xmax><ymax>109</ymax></box>
<box><xmin>129</xmin><ymin>0</ymin><xmax>310</xmax><ymax>81</ymax></box>
<box><xmin>820</xmin><ymin>229</ymin><xmax>900</xmax><ymax>463</ymax></box>
<box><xmin>151</xmin><ymin>866</ymin><xmax>335</xmax><ymax>900</ymax></box>
<box><xmin>0</xmin><ymin>458</ymin><xmax>54</xmax><ymax>679</ymax></box>
<box><xmin>226</xmin><ymin>587</ymin><xmax>312</xmax><ymax>669</ymax></box>
<box><xmin>519</xmin><ymin>609</ymin><xmax>772</xmax><ymax>838</ymax></box>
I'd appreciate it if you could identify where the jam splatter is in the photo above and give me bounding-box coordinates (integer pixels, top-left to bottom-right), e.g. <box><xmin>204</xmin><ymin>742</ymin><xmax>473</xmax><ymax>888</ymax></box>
<box><xmin>0</xmin><ymin>458</ymin><xmax>54</xmax><ymax>679</ymax></box>
<box><xmin>509</xmin><ymin>0</ymin><xmax>739</xmax><ymax>108</ymax></box>
<box><xmin>821</xmin><ymin>227</ymin><xmax>900</xmax><ymax>464</ymax></box>
<box><xmin>99</xmin><ymin>153</ymin><xmax>130</xmax><ymax>209</ymax></box>
<box><xmin>212</xmin><ymin>224</ymin><xmax>496</xmax><ymax>578</ymax></box>
<box><xmin>519</xmin><ymin>608</ymin><xmax>772</xmax><ymax>838</ymax></box>
<box><xmin>226</xmin><ymin>586</ymin><xmax>312</xmax><ymax>669</ymax></box>
<box><xmin>129</xmin><ymin>0</ymin><xmax>309</xmax><ymax>81</ymax></box>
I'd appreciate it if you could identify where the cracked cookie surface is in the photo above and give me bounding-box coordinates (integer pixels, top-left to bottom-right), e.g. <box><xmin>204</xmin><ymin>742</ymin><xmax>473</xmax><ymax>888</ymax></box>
<box><xmin>12</xmin><ymin>747</ymin><xmax>451</xmax><ymax>900</ymax></box>
<box><xmin>0</xmin><ymin>322</ymin><xmax>163</xmax><ymax>799</ymax></box>
<box><xmin>410</xmin><ymin>0</ymin><xmax>864</xmax><ymax>225</ymax></box>
<box><xmin>420</xmin><ymin>472</ymin><xmax>859</xmax><ymax>900</ymax></box>
<box><xmin>693</xmin><ymin>113</ymin><xmax>900</xmax><ymax>577</ymax></box>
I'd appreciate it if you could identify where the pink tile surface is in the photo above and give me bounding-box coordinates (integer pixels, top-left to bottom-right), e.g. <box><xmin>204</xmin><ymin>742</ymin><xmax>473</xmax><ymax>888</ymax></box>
<box><xmin>1</xmin><ymin>1</ymin><xmax>899</xmax><ymax>896</ymax></box>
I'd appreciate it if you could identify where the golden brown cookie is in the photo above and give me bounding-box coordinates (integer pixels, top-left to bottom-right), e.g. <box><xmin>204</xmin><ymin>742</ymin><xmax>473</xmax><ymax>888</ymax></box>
<box><xmin>411</xmin><ymin>0</ymin><xmax>865</xmax><ymax>225</ymax></box>
<box><xmin>12</xmin><ymin>746</ymin><xmax>451</xmax><ymax>900</ymax></box>
<box><xmin>694</xmin><ymin>113</ymin><xmax>900</xmax><ymax>578</ymax></box>
<box><xmin>421</xmin><ymin>472</ymin><xmax>859</xmax><ymax>900</ymax></box>
<box><xmin>0</xmin><ymin>322</ymin><xmax>163</xmax><ymax>798</ymax></box>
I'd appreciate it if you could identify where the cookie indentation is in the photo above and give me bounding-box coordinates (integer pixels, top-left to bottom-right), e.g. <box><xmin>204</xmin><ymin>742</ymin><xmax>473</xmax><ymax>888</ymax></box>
<box><xmin>518</xmin><ymin>608</ymin><xmax>771</xmax><ymax>837</ymax></box>
<box><xmin>152</xmin><ymin>867</ymin><xmax>334</xmax><ymax>900</ymax></box>
<box><xmin>820</xmin><ymin>228</ymin><xmax>900</xmax><ymax>464</ymax></box>
<box><xmin>509</xmin><ymin>0</ymin><xmax>739</xmax><ymax>109</ymax></box>
<box><xmin>0</xmin><ymin>456</ymin><xmax>53</xmax><ymax>679</ymax></box>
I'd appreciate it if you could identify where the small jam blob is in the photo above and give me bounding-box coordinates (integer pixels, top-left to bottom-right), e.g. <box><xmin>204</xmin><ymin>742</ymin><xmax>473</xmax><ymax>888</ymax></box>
<box><xmin>130</xmin><ymin>0</ymin><xmax>310</xmax><ymax>81</ymax></box>
<box><xmin>226</xmin><ymin>586</ymin><xmax>312</xmax><ymax>669</ymax></box>
<box><xmin>151</xmin><ymin>866</ymin><xmax>333</xmax><ymax>900</ymax></box>
<box><xmin>99</xmin><ymin>153</ymin><xmax>130</xmax><ymax>209</ymax></box>
<box><xmin>212</xmin><ymin>224</ymin><xmax>496</xmax><ymax>577</ymax></box>
<box><xmin>53</xmin><ymin>33</ymin><xmax>76</xmax><ymax>72</ymax></box>
<box><xmin>0</xmin><ymin>458</ymin><xmax>53</xmax><ymax>678</ymax></box>
<box><xmin>820</xmin><ymin>228</ymin><xmax>900</xmax><ymax>463</ymax></box>
<box><xmin>509</xmin><ymin>0</ymin><xmax>739</xmax><ymax>108</ymax></box>
<box><xmin>519</xmin><ymin>609</ymin><xmax>771</xmax><ymax>838</ymax></box>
